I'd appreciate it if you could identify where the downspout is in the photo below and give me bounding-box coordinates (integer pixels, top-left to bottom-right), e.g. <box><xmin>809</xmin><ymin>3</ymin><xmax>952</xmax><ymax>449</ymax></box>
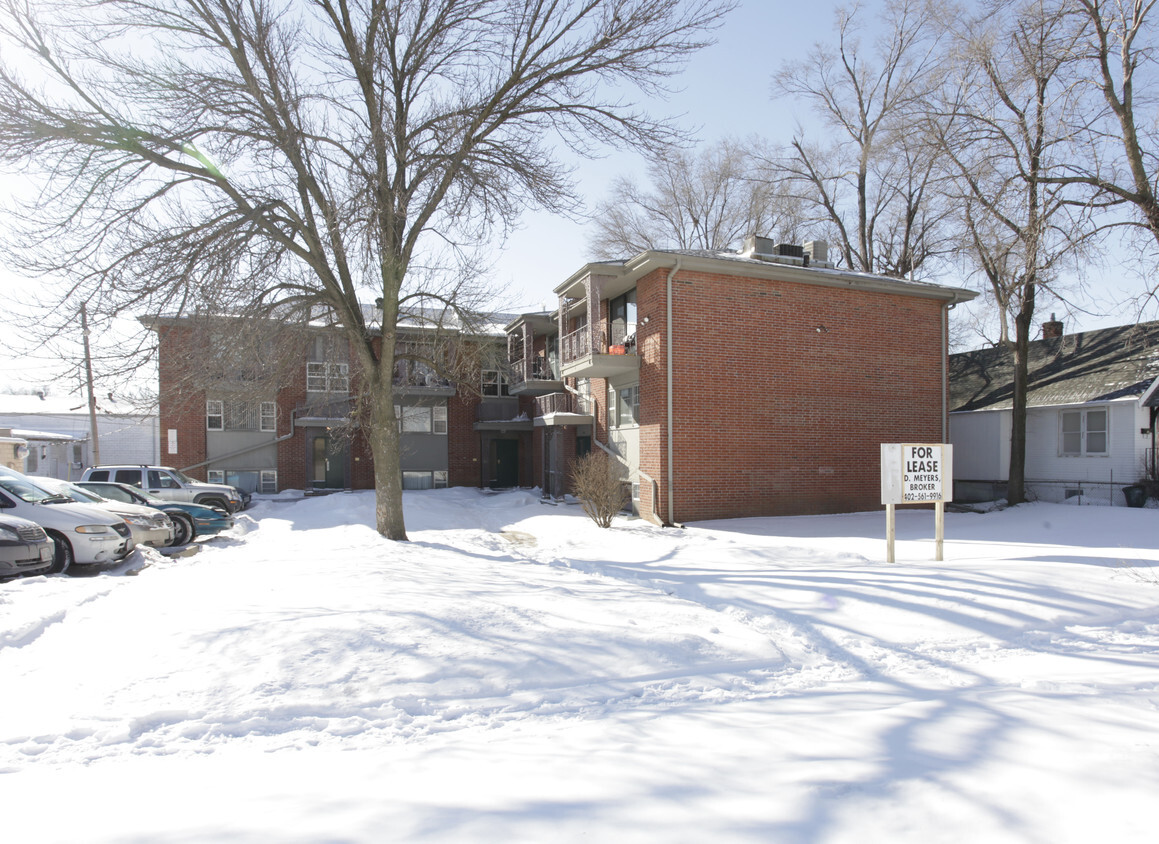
<box><xmin>667</xmin><ymin>256</ymin><xmax>682</xmax><ymax>527</ymax></box>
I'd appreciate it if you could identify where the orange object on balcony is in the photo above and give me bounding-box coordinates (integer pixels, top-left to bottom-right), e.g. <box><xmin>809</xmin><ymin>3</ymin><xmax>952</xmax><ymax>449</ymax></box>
<box><xmin>607</xmin><ymin>344</ymin><xmax>625</xmax><ymax>355</ymax></box>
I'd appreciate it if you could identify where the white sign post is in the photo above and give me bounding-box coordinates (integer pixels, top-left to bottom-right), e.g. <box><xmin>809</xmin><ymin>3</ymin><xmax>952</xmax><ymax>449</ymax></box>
<box><xmin>880</xmin><ymin>443</ymin><xmax>953</xmax><ymax>563</ymax></box>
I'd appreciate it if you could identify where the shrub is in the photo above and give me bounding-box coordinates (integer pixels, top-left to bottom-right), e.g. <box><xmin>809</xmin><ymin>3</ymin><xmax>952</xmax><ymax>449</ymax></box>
<box><xmin>570</xmin><ymin>452</ymin><xmax>628</xmax><ymax>528</ymax></box>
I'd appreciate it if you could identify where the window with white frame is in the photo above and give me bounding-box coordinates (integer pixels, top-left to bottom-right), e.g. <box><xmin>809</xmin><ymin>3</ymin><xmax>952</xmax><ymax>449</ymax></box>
<box><xmin>481</xmin><ymin>369</ymin><xmax>509</xmax><ymax>396</ymax></box>
<box><xmin>609</xmin><ymin>383</ymin><xmax>640</xmax><ymax>428</ymax></box>
<box><xmin>400</xmin><ymin>405</ymin><xmax>432</xmax><ymax>433</ymax></box>
<box><xmin>307</xmin><ymin>361</ymin><xmax>349</xmax><ymax>393</ymax></box>
<box><xmin>260</xmin><ymin>470</ymin><xmax>277</xmax><ymax>494</ymax></box>
<box><xmin>206</xmin><ymin>400</ymin><xmax>224</xmax><ymax>430</ymax></box>
<box><xmin>207</xmin><ymin>470</ymin><xmax>225</xmax><ymax>484</ymax></box>
<box><xmin>433</xmin><ymin>405</ymin><xmax>448</xmax><ymax>435</ymax></box>
<box><xmin>208</xmin><ymin>399</ymin><xmax>276</xmax><ymax>431</ymax></box>
<box><xmin>1060</xmin><ymin>408</ymin><xmax>1108</xmax><ymax>456</ymax></box>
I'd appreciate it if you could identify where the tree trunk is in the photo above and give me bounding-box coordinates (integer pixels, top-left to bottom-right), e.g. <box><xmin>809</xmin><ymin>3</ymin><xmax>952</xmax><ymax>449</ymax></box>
<box><xmin>368</xmin><ymin>374</ymin><xmax>407</xmax><ymax>541</ymax></box>
<box><xmin>1007</xmin><ymin>293</ymin><xmax>1035</xmax><ymax>505</ymax></box>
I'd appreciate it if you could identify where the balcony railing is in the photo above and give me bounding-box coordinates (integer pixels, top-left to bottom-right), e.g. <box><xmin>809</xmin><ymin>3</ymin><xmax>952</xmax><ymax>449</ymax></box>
<box><xmin>534</xmin><ymin>392</ymin><xmax>592</xmax><ymax>417</ymax></box>
<box><xmin>508</xmin><ymin>355</ymin><xmax>559</xmax><ymax>385</ymax></box>
<box><xmin>561</xmin><ymin>325</ymin><xmax>594</xmax><ymax>363</ymax></box>
<box><xmin>476</xmin><ymin>397</ymin><xmax>527</xmax><ymax>423</ymax></box>
<box><xmin>560</xmin><ymin>325</ymin><xmax>637</xmax><ymax>364</ymax></box>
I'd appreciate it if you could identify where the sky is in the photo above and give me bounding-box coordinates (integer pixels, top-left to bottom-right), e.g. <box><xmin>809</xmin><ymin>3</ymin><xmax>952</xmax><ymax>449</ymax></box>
<box><xmin>3</xmin><ymin>488</ymin><xmax>1159</xmax><ymax>841</ymax></box>
<box><xmin>1</xmin><ymin>0</ymin><xmax>1155</xmax><ymax>395</ymax></box>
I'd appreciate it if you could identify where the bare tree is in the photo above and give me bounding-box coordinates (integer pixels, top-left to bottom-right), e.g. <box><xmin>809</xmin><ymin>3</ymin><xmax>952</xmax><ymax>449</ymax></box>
<box><xmin>570</xmin><ymin>451</ymin><xmax>628</xmax><ymax>528</ymax></box>
<box><xmin>587</xmin><ymin>138</ymin><xmax>803</xmax><ymax>257</ymax></box>
<box><xmin>772</xmin><ymin>0</ymin><xmax>954</xmax><ymax>278</ymax></box>
<box><xmin>0</xmin><ymin>0</ymin><xmax>735</xmax><ymax>539</ymax></box>
<box><xmin>931</xmin><ymin>0</ymin><xmax>1093</xmax><ymax>504</ymax></box>
<box><xmin>1061</xmin><ymin>1</ymin><xmax>1159</xmax><ymax>303</ymax></box>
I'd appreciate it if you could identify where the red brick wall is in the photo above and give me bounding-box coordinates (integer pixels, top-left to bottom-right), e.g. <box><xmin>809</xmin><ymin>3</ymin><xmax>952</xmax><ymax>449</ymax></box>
<box><xmin>448</xmin><ymin>392</ymin><xmax>480</xmax><ymax>486</ymax></box>
<box><xmin>620</xmin><ymin>267</ymin><xmax>948</xmax><ymax>522</ymax></box>
<box><xmin>156</xmin><ymin>324</ymin><xmax>208</xmax><ymax>478</ymax></box>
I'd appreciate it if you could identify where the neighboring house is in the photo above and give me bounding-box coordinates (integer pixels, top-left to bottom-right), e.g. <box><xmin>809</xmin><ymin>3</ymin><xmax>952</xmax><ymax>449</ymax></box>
<box><xmin>143</xmin><ymin>306</ymin><xmax>526</xmax><ymax>495</ymax></box>
<box><xmin>949</xmin><ymin>317</ymin><xmax>1159</xmax><ymax>505</ymax></box>
<box><xmin>509</xmin><ymin>237</ymin><xmax>977</xmax><ymax>523</ymax></box>
<box><xmin>1</xmin><ymin>429</ymin><xmax>29</xmax><ymax>471</ymax></box>
<box><xmin>0</xmin><ymin>392</ymin><xmax>159</xmax><ymax>480</ymax></box>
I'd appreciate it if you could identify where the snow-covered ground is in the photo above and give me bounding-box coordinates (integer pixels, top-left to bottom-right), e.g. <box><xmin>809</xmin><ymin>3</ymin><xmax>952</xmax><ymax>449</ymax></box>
<box><xmin>2</xmin><ymin>489</ymin><xmax>1158</xmax><ymax>843</ymax></box>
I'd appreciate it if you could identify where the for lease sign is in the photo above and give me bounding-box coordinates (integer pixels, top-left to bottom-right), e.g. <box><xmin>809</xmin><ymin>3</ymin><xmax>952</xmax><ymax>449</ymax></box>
<box><xmin>881</xmin><ymin>443</ymin><xmax>953</xmax><ymax>505</ymax></box>
<box><xmin>902</xmin><ymin>444</ymin><xmax>942</xmax><ymax>502</ymax></box>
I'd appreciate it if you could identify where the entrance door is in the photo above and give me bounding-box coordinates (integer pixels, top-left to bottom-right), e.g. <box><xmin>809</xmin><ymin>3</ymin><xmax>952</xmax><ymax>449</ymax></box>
<box><xmin>490</xmin><ymin>438</ymin><xmax>519</xmax><ymax>488</ymax></box>
<box><xmin>312</xmin><ymin>435</ymin><xmax>348</xmax><ymax>489</ymax></box>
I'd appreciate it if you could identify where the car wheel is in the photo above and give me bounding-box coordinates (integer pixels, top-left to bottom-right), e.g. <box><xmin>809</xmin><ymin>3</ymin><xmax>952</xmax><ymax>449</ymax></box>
<box><xmin>46</xmin><ymin>531</ymin><xmax>73</xmax><ymax>575</ymax></box>
<box><xmin>168</xmin><ymin>513</ymin><xmax>195</xmax><ymax>546</ymax></box>
<box><xmin>200</xmin><ymin>497</ymin><xmax>228</xmax><ymax>512</ymax></box>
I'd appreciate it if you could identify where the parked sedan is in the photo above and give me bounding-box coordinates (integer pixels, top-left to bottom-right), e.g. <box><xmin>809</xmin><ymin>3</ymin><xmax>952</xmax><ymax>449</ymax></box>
<box><xmin>35</xmin><ymin>477</ymin><xmax>175</xmax><ymax>549</ymax></box>
<box><xmin>0</xmin><ymin>514</ymin><xmax>54</xmax><ymax>579</ymax></box>
<box><xmin>76</xmin><ymin>481</ymin><xmax>235</xmax><ymax>546</ymax></box>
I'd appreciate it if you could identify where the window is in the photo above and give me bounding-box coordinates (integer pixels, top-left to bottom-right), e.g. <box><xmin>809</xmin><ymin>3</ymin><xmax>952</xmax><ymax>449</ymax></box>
<box><xmin>207</xmin><ymin>400</ymin><xmax>224</xmax><ymax>430</ymax></box>
<box><xmin>113</xmin><ymin>469</ymin><xmax>142</xmax><ymax>487</ymax></box>
<box><xmin>207</xmin><ymin>470</ymin><xmax>225</xmax><ymax>484</ymax></box>
<box><xmin>1060</xmin><ymin>408</ymin><xmax>1108</xmax><ymax>456</ymax></box>
<box><xmin>402</xmin><ymin>471</ymin><xmax>434</xmax><ymax>490</ymax></box>
<box><xmin>433</xmin><ymin>406</ymin><xmax>448</xmax><ymax>435</ymax></box>
<box><xmin>482</xmin><ymin>370</ymin><xmax>509</xmax><ymax>396</ymax></box>
<box><xmin>401</xmin><ymin>405</ymin><xmax>432</xmax><ymax>433</ymax></box>
<box><xmin>609</xmin><ymin>383</ymin><xmax>639</xmax><ymax>428</ymax></box>
<box><xmin>609</xmin><ymin>289</ymin><xmax>637</xmax><ymax>346</ymax></box>
<box><xmin>260</xmin><ymin>402</ymin><xmax>277</xmax><ymax>433</ymax></box>
<box><xmin>148</xmin><ymin>470</ymin><xmax>181</xmax><ymax>489</ymax></box>
<box><xmin>307</xmin><ymin>361</ymin><xmax>349</xmax><ymax>393</ymax></box>
<box><xmin>402</xmin><ymin>470</ymin><xmax>448</xmax><ymax>490</ymax></box>
<box><xmin>260</xmin><ymin>470</ymin><xmax>278</xmax><ymax>494</ymax></box>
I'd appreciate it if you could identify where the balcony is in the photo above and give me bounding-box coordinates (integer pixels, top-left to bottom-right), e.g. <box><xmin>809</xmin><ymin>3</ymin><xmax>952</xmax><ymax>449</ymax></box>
<box><xmin>559</xmin><ymin>324</ymin><xmax>639</xmax><ymax>380</ymax></box>
<box><xmin>533</xmin><ymin>392</ymin><xmax>594</xmax><ymax>427</ymax></box>
<box><xmin>393</xmin><ymin>363</ymin><xmax>456</xmax><ymax>397</ymax></box>
<box><xmin>473</xmin><ymin>397</ymin><xmax>533</xmax><ymax>432</ymax></box>
<box><xmin>508</xmin><ymin>355</ymin><xmax>565</xmax><ymax>396</ymax></box>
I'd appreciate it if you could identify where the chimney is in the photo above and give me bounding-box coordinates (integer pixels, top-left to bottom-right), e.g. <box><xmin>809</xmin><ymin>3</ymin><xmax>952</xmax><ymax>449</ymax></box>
<box><xmin>1042</xmin><ymin>313</ymin><xmax>1063</xmax><ymax>339</ymax></box>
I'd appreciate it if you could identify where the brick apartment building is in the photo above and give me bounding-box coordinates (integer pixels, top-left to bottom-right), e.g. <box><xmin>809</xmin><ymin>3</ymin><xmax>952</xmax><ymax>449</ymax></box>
<box><xmin>145</xmin><ymin>238</ymin><xmax>973</xmax><ymax>518</ymax></box>
<box><xmin>509</xmin><ymin>237</ymin><xmax>976</xmax><ymax>523</ymax></box>
<box><xmin>143</xmin><ymin>307</ymin><xmax>533</xmax><ymax>496</ymax></box>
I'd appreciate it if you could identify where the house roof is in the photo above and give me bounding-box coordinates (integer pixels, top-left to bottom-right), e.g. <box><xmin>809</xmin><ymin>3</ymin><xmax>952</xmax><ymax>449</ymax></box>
<box><xmin>949</xmin><ymin>321</ymin><xmax>1159</xmax><ymax>412</ymax></box>
<box><xmin>554</xmin><ymin>247</ymin><xmax>977</xmax><ymax>305</ymax></box>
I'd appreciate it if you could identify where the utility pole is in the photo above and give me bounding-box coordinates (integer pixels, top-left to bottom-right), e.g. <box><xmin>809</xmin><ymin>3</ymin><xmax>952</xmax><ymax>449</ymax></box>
<box><xmin>80</xmin><ymin>302</ymin><xmax>100</xmax><ymax>466</ymax></box>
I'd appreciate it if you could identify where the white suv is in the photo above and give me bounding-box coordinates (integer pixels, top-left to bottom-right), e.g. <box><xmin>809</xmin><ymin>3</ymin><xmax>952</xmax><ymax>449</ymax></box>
<box><xmin>81</xmin><ymin>465</ymin><xmax>250</xmax><ymax>513</ymax></box>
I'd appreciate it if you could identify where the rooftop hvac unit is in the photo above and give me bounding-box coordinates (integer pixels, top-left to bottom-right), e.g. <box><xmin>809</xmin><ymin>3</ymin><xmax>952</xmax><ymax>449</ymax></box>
<box><xmin>775</xmin><ymin>243</ymin><xmax>804</xmax><ymax>258</ymax></box>
<box><xmin>804</xmin><ymin>240</ymin><xmax>828</xmax><ymax>263</ymax></box>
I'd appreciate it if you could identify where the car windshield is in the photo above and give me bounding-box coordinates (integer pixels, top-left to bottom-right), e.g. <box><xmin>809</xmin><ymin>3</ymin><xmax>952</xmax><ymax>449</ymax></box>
<box><xmin>0</xmin><ymin>476</ymin><xmax>58</xmax><ymax>504</ymax></box>
<box><xmin>62</xmin><ymin>484</ymin><xmax>105</xmax><ymax>504</ymax></box>
<box><xmin>170</xmin><ymin>469</ymin><xmax>196</xmax><ymax>484</ymax></box>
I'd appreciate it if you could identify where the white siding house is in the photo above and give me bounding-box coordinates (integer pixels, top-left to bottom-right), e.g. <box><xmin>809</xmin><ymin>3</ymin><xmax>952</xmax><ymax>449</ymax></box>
<box><xmin>0</xmin><ymin>392</ymin><xmax>159</xmax><ymax>481</ymax></box>
<box><xmin>949</xmin><ymin>320</ymin><xmax>1159</xmax><ymax>506</ymax></box>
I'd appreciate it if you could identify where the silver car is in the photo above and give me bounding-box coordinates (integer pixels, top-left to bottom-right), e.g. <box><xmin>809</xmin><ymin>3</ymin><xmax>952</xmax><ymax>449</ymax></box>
<box><xmin>0</xmin><ymin>514</ymin><xmax>54</xmax><ymax>578</ymax></box>
<box><xmin>35</xmin><ymin>477</ymin><xmax>175</xmax><ymax>549</ymax></box>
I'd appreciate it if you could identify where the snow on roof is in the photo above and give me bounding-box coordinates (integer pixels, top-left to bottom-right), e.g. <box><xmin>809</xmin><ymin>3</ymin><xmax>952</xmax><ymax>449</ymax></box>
<box><xmin>10</xmin><ymin>428</ymin><xmax>86</xmax><ymax>442</ymax></box>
